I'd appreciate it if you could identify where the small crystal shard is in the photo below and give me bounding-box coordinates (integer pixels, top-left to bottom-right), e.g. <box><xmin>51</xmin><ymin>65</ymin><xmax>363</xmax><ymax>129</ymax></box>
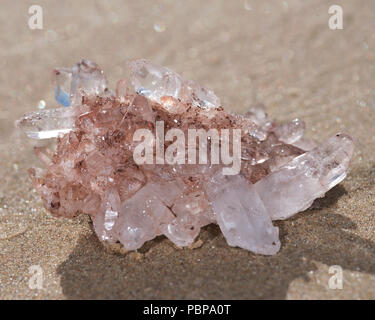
<box><xmin>17</xmin><ymin>59</ymin><xmax>355</xmax><ymax>255</ymax></box>
<box><xmin>54</xmin><ymin>59</ymin><xmax>111</xmax><ymax>107</ymax></box>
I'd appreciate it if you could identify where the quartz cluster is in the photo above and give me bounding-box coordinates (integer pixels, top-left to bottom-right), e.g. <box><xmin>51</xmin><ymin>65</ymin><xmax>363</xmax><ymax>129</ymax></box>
<box><xmin>17</xmin><ymin>59</ymin><xmax>354</xmax><ymax>255</ymax></box>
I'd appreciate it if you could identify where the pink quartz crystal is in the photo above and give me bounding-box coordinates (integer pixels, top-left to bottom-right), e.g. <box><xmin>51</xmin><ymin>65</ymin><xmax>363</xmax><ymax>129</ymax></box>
<box><xmin>17</xmin><ymin>59</ymin><xmax>354</xmax><ymax>255</ymax></box>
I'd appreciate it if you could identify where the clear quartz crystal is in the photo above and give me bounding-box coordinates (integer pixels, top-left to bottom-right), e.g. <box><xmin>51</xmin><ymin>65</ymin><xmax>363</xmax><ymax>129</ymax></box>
<box><xmin>54</xmin><ymin>68</ymin><xmax>72</xmax><ymax>107</ymax></box>
<box><xmin>183</xmin><ymin>80</ymin><xmax>221</xmax><ymax>109</ymax></box>
<box><xmin>54</xmin><ymin>59</ymin><xmax>111</xmax><ymax>107</ymax></box>
<box><xmin>16</xmin><ymin>107</ymin><xmax>79</xmax><ymax>139</ymax></box>
<box><xmin>255</xmin><ymin>134</ymin><xmax>354</xmax><ymax>220</ymax></box>
<box><xmin>17</xmin><ymin>59</ymin><xmax>111</xmax><ymax>140</ymax></box>
<box><xmin>129</xmin><ymin>59</ymin><xmax>221</xmax><ymax>109</ymax></box>
<box><xmin>128</xmin><ymin>59</ymin><xmax>183</xmax><ymax>102</ymax></box>
<box><xmin>274</xmin><ymin>118</ymin><xmax>305</xmax><ymax>144</ymax></box>
<box><xmin>114</xmin><ymin>181</ymin><xmax>184</xmax><ymax>251</ymax></box>
<box><xmin>245</xmin><ymin>104</ymin><xmax>270</xmax><ymax>126</ymax></box>
<box><xmin>116</xmin><ymin>79</ymin><xmax>134</xmax><ymax>102</ymax></box>
<box><xmin>204</xmin><ymin>173</ymin><xmax>280</xmax><ymax>255</ymax></box>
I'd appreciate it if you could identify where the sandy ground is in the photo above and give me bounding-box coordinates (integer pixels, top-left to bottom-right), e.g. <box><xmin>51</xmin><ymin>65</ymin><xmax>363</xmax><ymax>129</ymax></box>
<box><xmin>0</xmin><ymin>0</ymin><xmax>375</xmax><ymax>299</ymax></box>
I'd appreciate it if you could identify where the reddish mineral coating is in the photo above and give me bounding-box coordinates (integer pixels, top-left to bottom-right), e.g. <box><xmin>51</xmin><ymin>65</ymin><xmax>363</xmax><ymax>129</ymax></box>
<box><xmin>29</xmin><ymin>94</ymin><xmax>303</xmax><ymax>219</ymax></box>
<box><xmin>27</xmin><ymin>91</ymin><xmax>305</xmax><ymax>251</ymax></box>
<box><xmin>20</xmin><ymin>59</ymin><xmax>353</xmax><ymax>255</ymax></box>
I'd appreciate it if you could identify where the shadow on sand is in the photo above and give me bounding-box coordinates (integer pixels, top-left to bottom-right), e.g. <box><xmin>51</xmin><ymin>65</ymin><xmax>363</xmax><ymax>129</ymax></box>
<box><xmin>57</xmin><ymin>185</ymin><xmax>375</xmax><ymax>299</ymax></box>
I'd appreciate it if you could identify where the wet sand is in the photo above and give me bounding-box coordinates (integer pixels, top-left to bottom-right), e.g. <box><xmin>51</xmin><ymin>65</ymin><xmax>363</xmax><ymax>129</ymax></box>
<box><xmin>0</xmin><ymin>0</ymin><xmax>375</xmax><ymax>299</ymax></box>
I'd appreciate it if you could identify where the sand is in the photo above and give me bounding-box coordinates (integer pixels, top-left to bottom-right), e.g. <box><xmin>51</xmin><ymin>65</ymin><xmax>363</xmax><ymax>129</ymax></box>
<box><xmin>0</xmin><ymin>0</ymin><xmax>375</xmax><ymax>299</ymax></box>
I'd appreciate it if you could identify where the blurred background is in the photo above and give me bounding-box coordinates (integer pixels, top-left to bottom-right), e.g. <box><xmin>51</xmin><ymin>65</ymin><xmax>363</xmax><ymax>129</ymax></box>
<box><xmin>0</xmin><ymin>0</ymin><xmax>375</xmax><ymax>299</ymax></box>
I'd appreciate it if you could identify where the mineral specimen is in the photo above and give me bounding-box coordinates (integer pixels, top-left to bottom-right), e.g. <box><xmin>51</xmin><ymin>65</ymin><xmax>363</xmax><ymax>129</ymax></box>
<box><xmin>16</xmin><ymin>59</ymin><xmax>354</xmax><ymax>255</ymax></box>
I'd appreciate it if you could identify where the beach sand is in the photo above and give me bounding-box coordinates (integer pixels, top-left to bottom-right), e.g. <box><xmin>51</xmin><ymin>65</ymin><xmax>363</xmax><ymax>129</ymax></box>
<box><xmin>0</xmin><ymin>0</ymin><xmax>374</xmax><ymax>299</ymax></box>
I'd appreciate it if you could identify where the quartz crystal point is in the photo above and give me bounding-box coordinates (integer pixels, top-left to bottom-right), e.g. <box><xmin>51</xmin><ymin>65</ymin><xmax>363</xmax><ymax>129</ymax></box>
<box><xmin>255</xmin><ymin>133</ymin><xmax>354</xmax><ymax>220</ymax></box>
<box><xmin>18</xmin><ymin>59</ymin><xmax>112</xmax><ymax>139</ymax></box>
<box><xmin>129</xmin><ymin>59</ymin><xmax>221</xmax><ymax>108</ymax></box>
<box><xmin>16</xmin><ymin>59</ymin><xmax>355</xmax><ymax>255</ymax></box>
<box><xmin>16</xmin><ymin>106</ymin><xmax>87</xmax><ymax>139</ymax></box>
<box><xmin>54</xmin><ymin>58</ymin><xmax>112</xmax><ymax>107</ymax></box>
<box><xmin>204</xmin><ymin>173</ymin><xmax>280</xmax><ymax>255</ymax></box>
